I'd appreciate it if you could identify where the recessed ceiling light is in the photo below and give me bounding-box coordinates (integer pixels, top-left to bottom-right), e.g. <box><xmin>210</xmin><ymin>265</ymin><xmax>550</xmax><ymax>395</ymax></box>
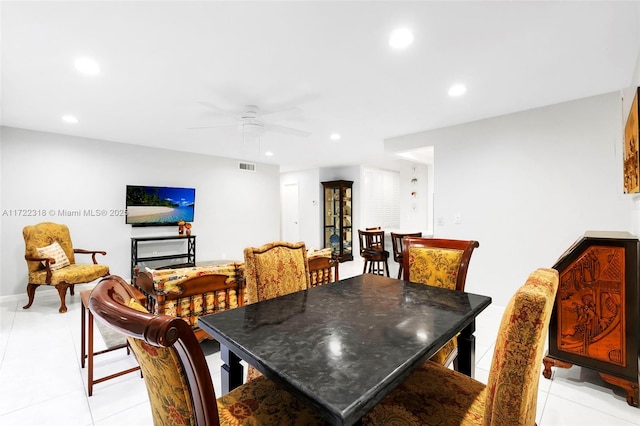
<box><xmin>62</xmin><ymin>115</ymin><xmax>78</xmax><ymax>123</ymax></box>
<box><xmin>389</xmin><ymin>28</ymin><xmax>414</xmax><ymax>49</ymax></box>
<box><xmin>75</xmin><ymin>57</ymin><xmax>100</xmax><ymax>75</ymax></box>
<box><xmin>448</xmin><ymin>84</ymin><xmax>467</xmax><ymax>97</ymax></box>
<box><xmin>264</xmin><ymin>151</ymin><xmax>274</xmax><ymax>157</ymax></box>
<box><xmin>330</xmin><ymin>133</ymin><xmax>341</xmax><ymax>141</ymax></box>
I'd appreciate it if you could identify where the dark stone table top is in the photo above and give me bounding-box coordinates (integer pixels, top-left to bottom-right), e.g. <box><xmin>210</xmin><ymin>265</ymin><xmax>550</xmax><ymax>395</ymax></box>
<box><xmin>199</xmin><ymin>273</ymin><xmax>491</xmax><ymax>425</ymax></box>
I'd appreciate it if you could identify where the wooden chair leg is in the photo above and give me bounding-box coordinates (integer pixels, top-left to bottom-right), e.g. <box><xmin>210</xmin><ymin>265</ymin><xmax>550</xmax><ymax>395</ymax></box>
<box><xmin>55</xmin><ymin>282</ymin><xmax>70</xmax><ymax>313</ymax></box>
<box><xmin>88</xmin><ymin>301</ymin><xmax>95</xmax><ymax>396</ymax></box>
<box><xmin>23</xmin><ymin>283</ymin><xmax>38</xmax><ymax>309</ymax></box>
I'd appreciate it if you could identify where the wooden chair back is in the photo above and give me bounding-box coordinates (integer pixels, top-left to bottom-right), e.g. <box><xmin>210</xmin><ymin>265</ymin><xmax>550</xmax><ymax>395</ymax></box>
<box><xmin>358</xmin><ymin>229</ymin><xmax>390</xmax><ymax>276</ymax></box>
<box><xmin>243</xmin><ymin>241</ymin><xmax>310</xmax><ymax>304</ymax></box>
<box><xmin>89</xmin><ymin>275</ymin><xmax>220</xmax><ymax>425</ymax></box>
<box><xmin>359</xmin><ymin>229</ymin><xmax>386</xmax><ymax>253</ymax></box>
<box><xmin>484</xmin><ymin>268</ymin><xmax>559</xmax><ymax>424</ymax></box>
<box><xmin>308</xmin><ymin>256</ymin><xmax>339</xmax><ymax>287</ymax></box>
<box><xmin>390</xmin><ymin>232</ymin><xmax>422</xmax><ymax>279</ymax></box>
<box><xmin>390</xmin><ymin>232</ymin><xmax>422</xmax><ymax>263</ymax></box>
<box><xmin>402</xmin><ymin>237</ymin><xmax>479</xmax><ymax>291</ymax></box>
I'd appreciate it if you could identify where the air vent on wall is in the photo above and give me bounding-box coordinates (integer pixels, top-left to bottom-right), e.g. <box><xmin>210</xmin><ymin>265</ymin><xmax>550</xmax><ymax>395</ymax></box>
<box><xmin>238</xmin><ymin>162</ymin><xmax>256</xmax><ymax>172</ymax></box>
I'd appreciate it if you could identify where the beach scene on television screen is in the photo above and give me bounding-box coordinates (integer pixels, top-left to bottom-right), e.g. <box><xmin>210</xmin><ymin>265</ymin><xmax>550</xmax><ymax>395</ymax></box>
<box><xmin>127</xmin><ymin>186</ymin><xmax>195</xmax><ymax>224</ymax></box>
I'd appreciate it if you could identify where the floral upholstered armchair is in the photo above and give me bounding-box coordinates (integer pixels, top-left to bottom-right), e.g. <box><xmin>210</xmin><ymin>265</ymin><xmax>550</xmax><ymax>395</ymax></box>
<box><xmin>403</xmin><ymin>237</ymin><xmax>479</xmax><ymax>368</ymax></box>
<box><xmin>23</xmin><ymin>222</ymin><xmax>109</xmax><ymax>313</ymax></box>
<box><xmin>363</xmin><ymin>268</ymin><xmax>559</xmax><ymax>425</ymax></box>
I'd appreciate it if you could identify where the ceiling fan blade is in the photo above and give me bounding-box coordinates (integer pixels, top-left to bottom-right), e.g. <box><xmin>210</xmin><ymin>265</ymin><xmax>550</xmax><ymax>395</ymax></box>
<box><xmin>188</xmin><ymin>123</ymin><xmax>237</xmax><ymax>130</ymax></box>
<box><xmin>260</xmin><ymin>106</ymin><xmax>304</xmax><ymax>123</ymax></box>
<box><xmin>197</xmin><ymin>101</ymin><xmax>236</xmax><ymax>116</ymax></box>
<box><xmin>264</xmin><ymin>123</ymin><xmax>311</xmax><ymax>137</ymax></box>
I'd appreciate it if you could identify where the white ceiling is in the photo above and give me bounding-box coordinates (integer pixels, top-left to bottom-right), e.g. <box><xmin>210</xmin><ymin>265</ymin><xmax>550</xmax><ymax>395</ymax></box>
<box><xmin>2</xmin><ymin>1</ymin><xmax>639</xmax><ymax>171</ymax></box>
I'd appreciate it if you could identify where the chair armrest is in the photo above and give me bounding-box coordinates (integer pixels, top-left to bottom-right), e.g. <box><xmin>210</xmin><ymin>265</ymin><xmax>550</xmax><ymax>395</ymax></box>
<box><xmin>24</xmin><ymin>255</ymin><xmax>54</xmax><ymax>283</ymax></box>
<box><xmin>25</xmin><ymin>254</ymin><xmax>52</xmax><ymax>263</ymax></box>
<box><xmin>126</xmin><ymin>282</ymin><xmax>148</xmax><ymax>306</ymax></box>
<box><xmin>74</xmin><ymin>249</ymin><xmax>107</xmax><ymax>264</ymax></box>
<box><xmin>133</xmin><ymin>270</ymin><xmax>155</xmax><ymax>295</ymax></box>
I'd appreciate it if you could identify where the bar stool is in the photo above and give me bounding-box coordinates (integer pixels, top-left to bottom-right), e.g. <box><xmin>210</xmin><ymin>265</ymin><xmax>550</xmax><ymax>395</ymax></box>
<box><xmin>390</xmin><ymin>232</ymin><xmax>423</xmax><ymax>279</ymax></box>
<box><xmin>358</xmin><ymin>229</ymin><xmax>390</xmax><ymax>276</ymax></box>
<box><xmin>81</xmin><ymin>289</ymin><xmax>142</xmax><ymax>396</ymax></box>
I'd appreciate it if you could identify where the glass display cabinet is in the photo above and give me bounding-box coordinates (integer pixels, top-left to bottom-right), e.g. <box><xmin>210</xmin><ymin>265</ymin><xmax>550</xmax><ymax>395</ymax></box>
<box><xmin>322</xmin><ymin>180</ymin><xmax>353</xmax><ymax>262</ymax></box>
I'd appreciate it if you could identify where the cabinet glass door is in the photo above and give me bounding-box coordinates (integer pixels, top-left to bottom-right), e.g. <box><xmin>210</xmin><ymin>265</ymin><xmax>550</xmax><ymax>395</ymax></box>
<box><xmin>322</xmin><ymin>180</ymin><xmax>353</xmax><ymax>262</ymax></box>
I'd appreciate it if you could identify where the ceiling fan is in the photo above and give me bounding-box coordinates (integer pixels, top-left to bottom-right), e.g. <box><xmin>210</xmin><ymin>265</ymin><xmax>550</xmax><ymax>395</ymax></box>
<box><xmin>189</xmin><ymin>102</ymin><xmax>311</xmax><ymax>138</ymax></box>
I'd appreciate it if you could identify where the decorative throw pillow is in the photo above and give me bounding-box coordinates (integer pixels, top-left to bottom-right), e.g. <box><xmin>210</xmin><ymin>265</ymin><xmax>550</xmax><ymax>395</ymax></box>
<box><xmin>128</xmin><ymin>298</ymin><xmax>149</xmax><ymax>313</ymax></box>
<box><xmin>36</xmin><ymin>241</ymin><xmax>70</xmax><ymax>270</ymax></box>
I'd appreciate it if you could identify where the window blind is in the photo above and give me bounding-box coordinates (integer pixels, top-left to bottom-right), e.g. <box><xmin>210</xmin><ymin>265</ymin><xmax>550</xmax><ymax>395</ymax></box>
<box><xmin>363</xmin><ymin>168</ymin><xmax>400</xmax><ymax>228</ymax></box>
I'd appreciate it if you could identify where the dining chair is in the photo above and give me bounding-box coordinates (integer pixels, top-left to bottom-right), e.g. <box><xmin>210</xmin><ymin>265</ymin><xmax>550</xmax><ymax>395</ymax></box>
<box><xmin>358</xmin><ymin>229</ymin><xmax>390</xmax><ymax>276</ymax></box>
<box><xmin>243</xmin><ymin>240</ymin><xmax>310</xmax><ymax>304</ymax></box>
<box><xmin>23</xmin><ymin>222</ymin><xmax>109</xmax><ymax>313</ymax></box>
<box><xmin>243</xmin><ymin>240</ymin><xmax>311</xmax><ymax>380</ymax></box>
<box><xmin>389</xmin><ymin>231</ymin><xmax>422</xmax><ymax>279</ymax></box>
<box><xmin>88</xmin><ymin>275</ymin><xmax>326</xmax><ymax>426</ymax></box>
<box><xmin>363</xmin><ymin>268</ymin><xmax>559</xmax><ymax>426</ymax></box>
<box><xmin>403</xmin><ymin>237</ymin><xmax>479</xmax><ymax>368</ymax></box>
<box><xmin>308</xmin><ymin>255</ymin><xmax>339</xmax><ymax>287</ymax></box>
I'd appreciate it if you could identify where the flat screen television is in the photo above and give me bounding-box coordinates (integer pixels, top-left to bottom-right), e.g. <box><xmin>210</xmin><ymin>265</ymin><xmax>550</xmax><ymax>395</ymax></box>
<box><xmin>126</xmin><ymin>185</ymin><xmax>195</xmax><ymax>226</ymax></box>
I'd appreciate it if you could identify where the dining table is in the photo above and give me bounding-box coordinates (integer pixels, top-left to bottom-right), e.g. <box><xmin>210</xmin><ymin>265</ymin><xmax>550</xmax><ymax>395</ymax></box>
<box><xmin>198</xmin><ymin>273</ymin><xmax>492</xmax><ymax>426</ymax></box>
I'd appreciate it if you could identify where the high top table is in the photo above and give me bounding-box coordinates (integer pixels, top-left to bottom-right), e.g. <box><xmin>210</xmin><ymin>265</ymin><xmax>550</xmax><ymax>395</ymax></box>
<box><xmin>198</xmin><ymin>274</ymin><xmax>491</xmax><ymax>425</ymax></box>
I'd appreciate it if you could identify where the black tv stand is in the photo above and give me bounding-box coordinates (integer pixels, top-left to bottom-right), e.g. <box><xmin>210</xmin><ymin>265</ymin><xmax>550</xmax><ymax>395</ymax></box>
<box><xmin>130</xmin><ymin>235</ymin><xmax>196</xmax><ymax>278</ymax></box>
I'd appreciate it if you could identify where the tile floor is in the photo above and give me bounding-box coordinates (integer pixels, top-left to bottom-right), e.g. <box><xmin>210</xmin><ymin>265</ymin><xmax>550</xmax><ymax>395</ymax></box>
<box><xmin>1</xmin><ymin>260</ymin><xmax>638</xmax><ymax>425</ymax></box>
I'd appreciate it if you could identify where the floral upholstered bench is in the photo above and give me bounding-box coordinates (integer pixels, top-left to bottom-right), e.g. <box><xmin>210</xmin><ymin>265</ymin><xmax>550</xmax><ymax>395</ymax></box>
<box><xmin>132</xmin><ymin>263</ymin><xmax>245</xmax><ymax>341</ymax></box>
<box><xmin>132</xmin><ymin>249</ymin><xmax>334</xmax><ymax>342</ymax></box>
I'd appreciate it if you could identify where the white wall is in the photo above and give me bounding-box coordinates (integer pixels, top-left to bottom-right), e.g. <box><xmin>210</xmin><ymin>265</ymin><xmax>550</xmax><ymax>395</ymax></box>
<box><xmin>622</xmin><ymin>46</ymin><xmax>640</xmax><ymax>237</ymax></box>
<box><xmin>280</xmin><ymin>168</ymin><xmax>322</xmax><ymax>250</ymax></box>
<box><xmin>386</xmin><ymin>92</ymin><xmax>632</xmax><ymax>306</ymax></box>
<box><xmin>1</xmin><ymin>126</ymin><xmax>281</xmax><ymax>297</ymax></box>
<box><xmin>398</xmin><ymin>162</ymin><xmax>430</xmax><ymax>234</ymax></box>
<box><xmin>283</xmin><ymin>165</ymin><xmax>408</xmax><ymax>259</ymax></box>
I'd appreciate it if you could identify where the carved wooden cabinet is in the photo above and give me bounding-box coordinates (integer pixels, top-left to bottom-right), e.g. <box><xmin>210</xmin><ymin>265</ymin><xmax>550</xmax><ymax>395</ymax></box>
<box><xmin>543</xmin><ymin>231</ymin><xmax>639</xmax><ymax>407</ymax></box>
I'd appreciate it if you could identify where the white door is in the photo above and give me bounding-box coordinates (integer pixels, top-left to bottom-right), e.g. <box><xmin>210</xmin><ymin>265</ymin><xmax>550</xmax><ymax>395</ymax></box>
<box><xmin>281</xmin><ymin>182</ymin><xmax>300</xmax><ymax>242</ymax></box>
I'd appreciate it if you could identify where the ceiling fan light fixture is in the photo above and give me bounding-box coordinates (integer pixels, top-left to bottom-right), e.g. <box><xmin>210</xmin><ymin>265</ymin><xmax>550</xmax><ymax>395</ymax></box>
<box><xmin>62</xmin><ymin>114</ymin><xmax>78</xmax><ymax>123</ymax></box>
<box><xmin>192</xmin><ymin>102</ymin><xmax>310</xmax><ymax>138</ymax></box>
<box><xmin>242</xmin><ymin>122</ymin><xmax>264</xmax><ymax>135</ymax></box>
<box><xmin>330</xmin><ymin>133</ymin><xmax>341</xmax><ymax>141</ymax></box>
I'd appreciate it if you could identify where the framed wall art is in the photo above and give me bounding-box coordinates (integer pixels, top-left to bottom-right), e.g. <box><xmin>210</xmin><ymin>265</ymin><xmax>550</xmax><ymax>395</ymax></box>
<box><xmin>623</xmin><ymin>87</ymin><xmax>640</xmax><ymax>193</ymax></box>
